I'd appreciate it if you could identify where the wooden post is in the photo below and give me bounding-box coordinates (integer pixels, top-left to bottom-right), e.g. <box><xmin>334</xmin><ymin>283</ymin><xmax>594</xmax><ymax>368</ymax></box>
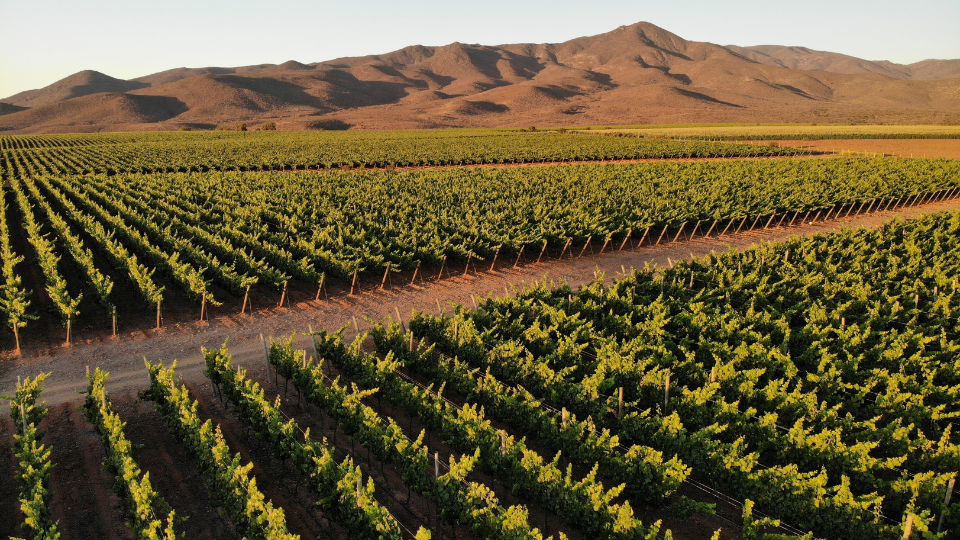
<box><xmin>12</xmin><ymin>324</ymin><xmax>19</xmax><ymax>353</ymax></box>
<box><xmin>937</xmin><ymin>477</ymin><xmax>955</xmax><ymax>534</ymax></box>
<box><xmin>489</xmin><ymin>247</ymin><xmax>500</xmax><ymax>271</ymax></box>
<box><xmin>513</xmin><ymin>245</ymin><xmax>525</xmax><ymax>267</ymax></box>
<box><xmin>704</xmin><ymin>220</ymin><xmax>718</xmax><ymax>238</ymax></box>
<box><xmin>599</xmin><ymin>236</ymin><xmax>612</xmax><ymax>254</ymax></box>
<box><xmin>561</xmin><ymin>407</ymin><xmax>568</xmax><ymax>428</ymax></box>
<box><xmin>156</xmin><ymin>300</ymin><xmax>161</xmax><ymax>330</ymax></box>
<box><xmin>436</xmin><ymin>299</ymin><xmax>443</xmax><ymax>313</ymax></box>
<box><xmin>748</xmin><ymin>214</ymin><xmax>763</xmax><ymax>230</ymax></box>
<box><xmin>261</xmin><ymin>334</ymin><xmax>273</xmax><ymax>384</ymax></box>
<box><xmin>380</xmin><ymin>263</ymin><xmax>391</xmax><ymax>290</ymax></box>
<box><xmin>435</xmin><ymin>452</ymin><xmax>440</xmax><ymax>478</ymax></box>
<box><xmin>409</xmin><ymin>332</ymin><xmax>415</xmax><ymax>352</ymax></box>
<box><xmin>664</xmin><ymin>372</ymin><xmax>671</xmax><ymax>408</ymax></box>
<box><xmin>350</xmin><ymin>268</ymin><xmax>359</xmax><ymax>295</ymax></box>
<box><xmin>618</xmin><ymin>229</ymin><xmax>632</xmax><ymax>251</ymax></box>
<box><xmin>719</xmin><ymin>218</ymin><xmax>736</xmax><ymax>236</ymax></box>
<box><xmin>536</xmin><ymin>240</ymin><xmax>548</xmax><ymax>263</ymax></box>
<box><xmin>915</xmin><ymin>294</ymin><xmax>920</xmax><ymax>309</ymax></box>
<box><xmin>709</xmin><ymin>366</ymin><xmax>717</xmax><ymax>383</ymax></box>
<box><xmin>463</xmin><ymin>253</ymin><xmax>472</xmax><ymax>276</ymax></box>
<box><xmin>864</xmin><ymin>199</ymin><xmax>877</xmax><ymax>214</ymax></box>
<box><xmin>200</xmin><ymin>293</ymin><xmax>207</xmax><ymax>321</ymax></box>
<box><xmin>618</xmin><ymin>387</ymin><xmax>623</xmax><ymax>419</ymax></box>
<box><xmin>854</xmin><ymin>200</ymin><xmax>867</xmax><ymax>216</ymax></box>
<box><xmin>499</xmin><ymin>431</ymin><xmax>507</xmax><ymax>455</ymax></box>
<box><xmin>636</xmin><ymin>227</ymin><xmax>650</xmax><ymax>248</ymax></box>
<box><xmin>655</xmin><ymin>224</ymin><xmax>670</xmax><ymax>246</ymax></box>
<box><xmin>734</xmin><ymin>216</ymin><xmax>749</xmax><ymax>234</ymax></box>
<box><xmin>775</xmin><ymin>212</ymin><xmax>789</xmax><ymax>228</ymax></box>
<box><xmin>241</xmin><ymin>285</ymin><xmax>251</xmax><ymax>314</ymax></box>
<box><xmin>410</xmin><ymin>261</ymin><xmax>421</xmax><ymax>285</ymax></box>
<box><xmin>558</xmin><ymin>238</ymin><xmax>572</xmax><ymax>259</ymax></box>
<box><xmin>811</xmin><ymin>209</ymin><xmax>823</xmax><ymax>223</ymax></box>
<box><xmin>882</xmin><ymin>198</ymin><xmax>895</xmax><ymax>212</ymax></box>
<box><xmin>396</xmin><ymin>307</ymin><xmax>406</xmax><ymax>332</ymax></box>
<box><xmin>279</xmin><ymin>280</ymin><xmax>289</xmax><ymax>308</ymax></box>
<box><xmin>438</xmin><ymin>255</ymin><xmax>447</xmax><ymax>280</ymax></box>
<box><xmin>66</xmin><ymin>316</ymin><xmax>71</xmax><ymax>345</ymax></box>
<box><xmin>316</xmin><ymin>274</ymin><xmax>326</xmax><ymax>301</ymax></box>
<box><xmin>353</xmin><ymin>316</ymin><xmax>359</xmax><ymax>332</ymax></box>
<box><xmin>471</xmin><ymin>295</ymin><xmax>478</xmax><ymax>310</ymax></box>
<box><xmin>112</xmin><ymin>307</ymin><xmax>117</xmax><ymax>337</ymax></box>
<box><xmin>577</xmin><ymin>236</ymin><xmax>592</xmax><ymax>258</ymax></box>
<box><xmin>671</xmin><ymin>223</ymin><xmax>686</xmax><ymax>243</ymax></box>
<box><xmin>903</xmin><ymin>513</ymin><xmax>914</xmax><ymax>540</ymax></box>
<box><xmin>688</xmin><ymin>220</ymin><xmax>701</xmax><ymax>240</ymax></box>
<box><xmin>764</xmin><ymin>212</ymin><xmax>777</xmax><ymax>228</ymax></box>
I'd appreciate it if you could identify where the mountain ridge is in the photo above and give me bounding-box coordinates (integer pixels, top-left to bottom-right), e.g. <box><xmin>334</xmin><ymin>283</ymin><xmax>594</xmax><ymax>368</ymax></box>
<box><xmin>2</xmin><ymin>21</ymin><xmax>958</xmax><ymax>133</ymax></box>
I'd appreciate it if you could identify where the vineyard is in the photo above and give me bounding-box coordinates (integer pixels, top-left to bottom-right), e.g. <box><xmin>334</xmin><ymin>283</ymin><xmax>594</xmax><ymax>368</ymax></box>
<box><xmin>1</xmin><ymin>127</ymin><xmax>959</xmax><ymax>539</ymax></box>
<box><xmin>0</xmin><ymin>130</ymin><xmax>807</xmax><ymax>179</ymax></box>
<box><xmin>583</xmin><ymin>125</ymin><xmax>960</xmax><ymax>141</ymax></box>
<box><xmin>1</xmin><ymin>152</ymin><xmax>959</xmax><ymax>348</ymax></box>
<box><xmin>5</xmin><ymin>212</ymin><xmax>960</xmax><ymax>539</ymax></box>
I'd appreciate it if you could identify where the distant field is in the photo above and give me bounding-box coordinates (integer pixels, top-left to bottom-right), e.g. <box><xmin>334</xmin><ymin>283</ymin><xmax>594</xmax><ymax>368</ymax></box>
<box><xmin>574</xmin><ymin>124</ymin><xmax>960</xmax><ymax>140</ymax></box>
<box><xmin>777</xmin><ymin>138</ymin><xmax>960</xmax><ymax>159</ymax></box>
<box><xmin>0</xmin><ymin>129</ymin><xmax>806</xmax><ymax>178</ymax></box>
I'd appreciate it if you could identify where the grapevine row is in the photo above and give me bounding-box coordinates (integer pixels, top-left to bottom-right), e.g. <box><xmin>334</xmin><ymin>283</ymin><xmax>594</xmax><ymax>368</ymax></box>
<box><xmin>143</xmin><ymin>360</ymin><xmax>299</xmax><ymax>540</ymax></box>
<box><xmin>264</xmin><ymin>335</ymin><xmax>554</xmax><ymax>540</ymax></box>
<box><xmin>200</xmin><ymin>343</ymin><xmax>423</xmax><ymax>540</ymax></box>
<box><xmin>83</xmin><ymin>368</ymin><xmax>178</xmax><ymax>539</ymax></box>
<box><xmin>6</xmin><ymin>373</ymin><xmax>60</xmax><ymax>540</ymax></box>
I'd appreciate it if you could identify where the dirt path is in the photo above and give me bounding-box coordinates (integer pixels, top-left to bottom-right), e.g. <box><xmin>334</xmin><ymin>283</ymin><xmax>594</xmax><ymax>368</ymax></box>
<box><xmin>2</xmin><ymin>196</ymin><xmax>959</xmax><ymax>408</ymax></box>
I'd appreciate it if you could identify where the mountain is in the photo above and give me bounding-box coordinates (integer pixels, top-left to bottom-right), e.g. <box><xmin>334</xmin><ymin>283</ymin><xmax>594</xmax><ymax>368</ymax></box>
<box><xmin>3</xmin><ymin>70</ymin><xmax>150</xmax><ymax>108</ymax></box>
<box><xmin>727</xmin><ymin>45</ymin><xmax>960</xmax><ymax>80</ymax></box>
<box><xmin>1</xmin><ymin>22</ymin><xmax>958</xmax><ymax>133</ymax></box>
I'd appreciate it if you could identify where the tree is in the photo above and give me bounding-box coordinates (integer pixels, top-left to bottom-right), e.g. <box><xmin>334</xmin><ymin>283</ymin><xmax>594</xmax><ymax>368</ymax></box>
<box><xmin>236</xmin><ymin>123</ymin><xmax>248</xmax><ymax>132</ymax></box>
<box><xmin>261</xmin><ymin>122</ymin><xmax>277</xmax><ymax>131</ymax></box>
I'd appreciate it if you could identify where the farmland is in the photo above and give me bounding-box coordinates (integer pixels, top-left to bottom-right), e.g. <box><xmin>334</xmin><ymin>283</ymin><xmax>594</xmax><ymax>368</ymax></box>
<box><xmin>2</xmin><ymin>128</ymin><xmax>960</xmax><ymax>540</ymax></box>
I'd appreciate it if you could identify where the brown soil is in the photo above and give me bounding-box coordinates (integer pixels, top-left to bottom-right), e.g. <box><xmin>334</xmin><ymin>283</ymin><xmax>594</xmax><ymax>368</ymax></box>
<box><xmin>776</xmin><ymin>138</ymin><xmax>960</xmax><ymax>159</ymax></box>
<box><xmin>44</xmin><ymin>402</ymin><xmax>128</xmax><ymax>540</ymax></box>
<box><xmin>115</xmin><ymin>393</ymin><xmax>236</xmax><ymax>539</ymax></box>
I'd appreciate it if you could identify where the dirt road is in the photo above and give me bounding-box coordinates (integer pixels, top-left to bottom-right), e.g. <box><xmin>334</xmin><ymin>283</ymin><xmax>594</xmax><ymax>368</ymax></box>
<box><xmin>2</xmin><ymin>196</ymin><xmax>959</xmax><ymax>406</ymax></box>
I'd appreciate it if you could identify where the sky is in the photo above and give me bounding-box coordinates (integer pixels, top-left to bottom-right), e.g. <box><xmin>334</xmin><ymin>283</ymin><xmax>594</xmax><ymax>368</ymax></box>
<box><xmin>2</xmin><ymin>0</ymin><xmax>959</xmax><ymax>99</ymax></box>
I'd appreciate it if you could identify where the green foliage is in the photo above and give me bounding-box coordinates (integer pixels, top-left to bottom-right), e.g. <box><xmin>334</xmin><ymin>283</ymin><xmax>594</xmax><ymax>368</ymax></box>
<box><xmin>144</xmin><ymin>359</ymin><xmax>298</xmax><ymax>540</ymax></box>
<box><xmin>84</xmin><ymin>368</ymin><xmax>178</xmax><ymax>539</ymax></box>
<box><xmin>5</xmin><ymin>373</ymin><xmax>60</xmax><ymax>540</ymax></box>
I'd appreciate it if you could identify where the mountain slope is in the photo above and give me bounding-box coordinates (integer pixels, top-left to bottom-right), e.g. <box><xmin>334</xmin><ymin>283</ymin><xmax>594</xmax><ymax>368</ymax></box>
<box><xmin>1</xmin><ymin>21</ymin><xmax>958</xmax><ymax>134</ymax></box>
<box><xmin>3</xmin><ymin>70</ymin><xmax>150</xmax><ymax>108</ymax></box>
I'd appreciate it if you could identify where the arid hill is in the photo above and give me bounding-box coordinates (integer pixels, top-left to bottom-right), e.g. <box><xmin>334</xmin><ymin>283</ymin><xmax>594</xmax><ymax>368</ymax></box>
<box><xmin>726</xmin><ymin>45</ymin><xmax>960</xmax><ymax>80</ymax></box>
<box><xmin>2</xmin><ymin>21</ymin><xmax>958</xmax><ymax>133</ymax></box>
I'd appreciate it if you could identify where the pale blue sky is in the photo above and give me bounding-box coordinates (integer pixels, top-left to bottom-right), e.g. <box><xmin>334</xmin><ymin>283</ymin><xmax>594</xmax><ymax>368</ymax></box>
<box><xmin>2</xmin><ymin>0</ymin><xmax>958</xmax><ymax>99</ymax></box>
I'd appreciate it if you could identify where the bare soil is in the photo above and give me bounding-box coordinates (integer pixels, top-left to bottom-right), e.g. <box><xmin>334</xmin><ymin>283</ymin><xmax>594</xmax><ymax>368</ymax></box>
<box><xmin>776</xmin><ymin>138</ymin><xmax>960</xmax><ymax>159</ymax></box>
<box><xmin>44</xmin><ymin>402</ymin><xmax>129</xmax><ymax>540</ymax></box>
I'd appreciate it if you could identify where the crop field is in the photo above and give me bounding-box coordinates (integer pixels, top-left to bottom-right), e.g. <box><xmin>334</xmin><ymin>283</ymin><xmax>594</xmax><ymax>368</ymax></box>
<box><xmin>0</xmin><ymin>129</ymin><xmax>807</xmax><ymax>178</ymax></box>
<box><xmin>2</xmin><ymin>128</ymin><xmax>959</xmax><ymax>540</ymax></box>
<box><xmin>580</xmin><ymin>124</ymin><xmax>960</xmax><ymax>140</ymax></box>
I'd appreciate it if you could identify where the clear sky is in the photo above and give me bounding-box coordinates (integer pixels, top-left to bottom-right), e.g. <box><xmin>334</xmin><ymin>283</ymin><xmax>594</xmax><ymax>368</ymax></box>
<box><xmin>2</xmin><ymin>0</ymin><xmax>959</xmax><ymax>99</ymax></box>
